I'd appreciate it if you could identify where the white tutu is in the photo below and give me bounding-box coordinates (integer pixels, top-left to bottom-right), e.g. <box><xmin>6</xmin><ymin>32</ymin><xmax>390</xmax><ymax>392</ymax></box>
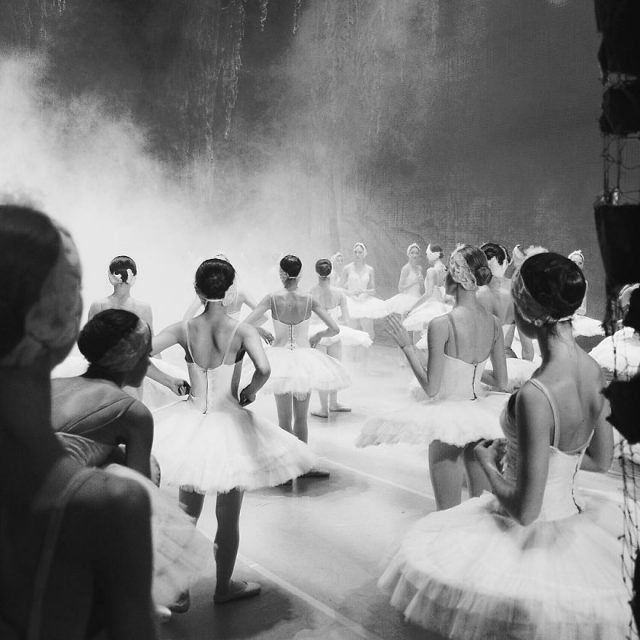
<box><xmin>484</xmin><ymin>357</ymin><xmax>539</xmax><ymax>392</ymax></box>
<box><xmin>142</xmin><ymin>357</ymin><xmax>190</xmax><ymax>411</ymax></box>
<box><xmin>104</xmin><ymin>464</ymin><xmax>210</xmax><ymax>607</ymax></box>
<box><xmin>572</xmin><ymin>314</ymin><xmax>604</xmax><ymax>337</ymax></box>
<box><xmin>51</xmin><ymin>354</ymin><xmax>87</xmax><ymax>378</ymax></box>
<box><xmin>309</xmin><ymin>322</ymin><xmax>373</xmax><ymax>348</ymax></box>
<box><xmin>346</xmin><ymin>295</ymin><xmax>389</xmax><ymax>319</ymax></box>
<box><xmin>385</xmin><ymin>292</ymin><xmax>421</xmax><ymax>315</ymax></box>
<box><xmin>152</xmin><ymin>396</ymin><xmax>317</xmax><ymax>494</ymax></box>
<box><xmin>263</xmin><ymin>346</ymin><xmax>351</xmax><ymax>398</ymax></box>
<box><xmin>590</xmin><ymin>327</ymin><xmax>640</xmax><ymax>379</ymax></box>
<box><xmin>380</xmin><ymin>490</ymin><xmax>627</xmax><ymax>639</ymax></box>
<box><xmin>403</xmin><ymin>300</ymin><xmax>452</xmax><ymax>332</ymax></box>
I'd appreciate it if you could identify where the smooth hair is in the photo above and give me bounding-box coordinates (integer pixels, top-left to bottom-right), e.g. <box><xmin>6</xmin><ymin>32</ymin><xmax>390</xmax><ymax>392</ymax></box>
<box><xmin>519</xmin><ymin>253</ymin><xmax>586</xmax><ymax>320</ymax></box>
<box><xmin>109</xmin><ymin>255</ymin><xmax>137</xmax><ymax>283</ymax></box>
<box><xmin>480</xmin><ymin>242</ymin><xmax>510</xmax><ymax>265</ymax></box>
<box><xmin>625</xmin><ymin>289</ymin><xmax>640</xmax><ymax>334</ymax></box>
<box><xmin>455</xmin><ymin>244</ymin><xmax>492</xmax><ymax>287</ymax></box>
<box><xmin>429</xmin><ymin>244</ymin><xmax>444</xmax><ymax>257</ymax></box>
<box><xmin>78</xmin><ymin>309</ymin><xmax>142</xmax><ymax>364</ymax></box>
<box><xmin>195</xmin><ymin>258</ymin><xmax>236</xmax><ymax>299</ymax></box>
<box><xmin>315</xmin><ymin>259</ymin><xmax>332</xmax><ymax>278</ymax></box>
<box><xmin>280</xmin><ymin>254</ymin><xmax>302</xmax><ymax>278</ymax></box>
<box><xmin>0</xmin><ymin>205</ymin><xmax>61</xmax><ymax>359</ymax></box>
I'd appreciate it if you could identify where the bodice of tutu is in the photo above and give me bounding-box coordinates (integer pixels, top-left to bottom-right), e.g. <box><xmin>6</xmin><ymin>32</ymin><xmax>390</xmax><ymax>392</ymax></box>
<box><xmin>403</xmin><ymin>268</ymin><xmax>422</xmax><ymax>297</ymax></box>
<box><xmin>271</xmin><ymin>294</ymin><xmax>312</xmax><ymax>349</ymax></box>
<box><xmin>436</xmin><ymin>354</ymin><xmax>488</xmax><ymax>400</ymax></box>
<box><xmin>501</xmin><ymin>379</ymin><xmax>590</xmax><ymax>522</ymax></box>
<box><xmin>186</xmin><ymin>361</ymin><xmax>238</xmax><ymax>413</ymax></box>
<box><xmin>345</xmin><ymin>267</ymin><xmax>370</xmax><ymax>293</ymax></box>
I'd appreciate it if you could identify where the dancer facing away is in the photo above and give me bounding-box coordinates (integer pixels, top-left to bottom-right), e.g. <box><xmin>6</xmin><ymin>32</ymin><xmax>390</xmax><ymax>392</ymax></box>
<box><xmin>340</xmin><ymin>242</ymin><xmax>388</xmax><ymax>342</ymax></box>
<box><xmin>568</xmin><ymin>249</ymin><xmax>605</xmax><ymax>339</ymax></box>
<box><xmin>385</xmin><ymin>243</ymin><xmax>424</xmax><ymax>315</ymax></box>
<box><xmin>151</xmin><ymin>258</ymin><xmax>316</xmax><ymax>604</ymax></box>
<box><xmin>244</xmin><ymin>255</ymin><xmax>350</xmax><ymax>475</ymax></box>
<box><xmin>309</xmin><ymin>258</ymin><xmax>372</xmax><ymax>417</ymax></box>
<box><xmin>404</xmin><ymin>243</ymin><xmax>451</xmax><ymax>334</ymax></box>
<box><xmin>379</xmin><ymin>252</ymin><xmax>625</xmax><ymax>639</ymax></box>
<box><xmin>358</xmin><ymin>244</ymin><xmax>509</xmax><ymax>510</ymax></box>
<box><xmin>0</xmin><ymin>205</ymin><xmax>157</xmax><ymax>639</ymax></box>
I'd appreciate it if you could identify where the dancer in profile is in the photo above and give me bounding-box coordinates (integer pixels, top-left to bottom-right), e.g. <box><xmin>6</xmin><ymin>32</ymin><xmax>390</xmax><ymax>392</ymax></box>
<box><xmin>385</xmin><ymin>243</ymin><xmax>424</xmax><ymax>315</ymax></box>
<box><xmin>151</xmin><ymin>258</ymin><xmax>316</xmax><ymax>603</ymax></box>
<box><xmin>358</xmin><ymin>245</ymin><xmax>508</xmax><ymax>510</ymax></box>
<box><xmin>568</xmin><ymin>250</ymin><xmax>605</xmax><ymax>339</ymax></box>
<box><xmin>0</xmin><ymin>205</ymin><xmax>157</xmax><ymax>639</ymax></box>
<box><xmin>404</xmin><ymin>243</ymin><xmax>451</xmax><ymax>335</ymax></box>
<box><xmin>341</xmin><ymin>242</ymin><xmax>388</xmax><ymax>342</ymax></box>
<box><xmin>309</xmin><ymin>258</ymin><xmax>372</xmax><ymax>417</ymax></box>
<box><xmin>379</xmin><ymin>253</ymin><xmax>625</xmax><ymax>639</ymax></box>
<box><xmin>245</xmin><ymin>255</ymin><xmax>350</xmax><ymax>471</ymax></box>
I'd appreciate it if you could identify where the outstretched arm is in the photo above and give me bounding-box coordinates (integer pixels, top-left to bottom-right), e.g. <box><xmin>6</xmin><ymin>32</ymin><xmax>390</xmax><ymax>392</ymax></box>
<box><xmin>151</xmin><ymin>322</ymin><xmax>185</xmax><ymax>356</ymax></box>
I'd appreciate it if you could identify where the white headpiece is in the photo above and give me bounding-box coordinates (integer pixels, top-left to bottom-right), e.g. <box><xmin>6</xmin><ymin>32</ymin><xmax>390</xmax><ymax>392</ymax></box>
<box><xmin>406</xmin><ymin>243</ymin><xmax>420</xmax><ymax>257</ymax></box>
<box><xmin>448</xmin><ymin>245</ymin><xmax>478</xmax><ymax>291</ymax></box>
<box><xmin>353</xmin><ymin>242</ymin><xmax>367</xmax><ymax>256</ymax></box>
<box><xmin>426</xmin><ymin>244</ymin><xmax>441</xmax><ymax>262</ymax></box>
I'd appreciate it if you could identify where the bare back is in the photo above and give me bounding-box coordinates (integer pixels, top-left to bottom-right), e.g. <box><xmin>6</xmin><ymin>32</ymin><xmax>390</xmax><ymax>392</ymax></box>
<box><xmin>444</xmin><ymin>305</ymin><xmax>498</xmax><ymax>364</ymax></box>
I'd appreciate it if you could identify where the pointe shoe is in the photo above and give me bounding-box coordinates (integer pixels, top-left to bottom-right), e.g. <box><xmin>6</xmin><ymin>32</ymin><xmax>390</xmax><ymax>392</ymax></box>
<box><xmin>214</xmin><ymin>581</ymin><xmax>261</xmax><ymax>604</ymax></box>
<box><xmin>310</xmin><ymin>409</ymin><xmax>329</xmax><ymax>418</ymax></box>
<box><xmin>329</xmin><ymin>405</ymin><xmax>351</xmax><ymax>413</ymax></box>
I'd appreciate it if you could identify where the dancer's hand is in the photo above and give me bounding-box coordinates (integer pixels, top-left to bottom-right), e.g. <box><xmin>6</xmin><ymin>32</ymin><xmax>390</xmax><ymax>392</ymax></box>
<box><xmin>239</xmin><ymin>386</ymin><xmax>256</xmax><ymax>406</ymax></box>
<box><xmin>386</xmin><ymin>313</ymin><xmax>411</xmax><ymax>348</ymax></box>
<box><xmin>309</xmin><ymin>332</ymin><xmax>323</xmax><ymax>349</ymax></box>
<box><xmin>474</xmin><ymin>438</ymin><xmax>507</xmax><ymax>472</ymax></box>
<box><xmin>169</xmin><ymin>377</ymin><xmax>190</xmax><ymax>396</ymax></box>
<box><xmin>257</xmin><ymin>327</ymin><xmax>274</xmax><ymax>345</ymax></box>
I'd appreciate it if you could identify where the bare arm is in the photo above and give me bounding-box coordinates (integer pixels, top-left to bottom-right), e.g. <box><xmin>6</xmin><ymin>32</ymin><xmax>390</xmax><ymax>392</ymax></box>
<box><xmin>243</xmin><ymin>295</ymin><xmax>272</xmax><ymax>326</ymax></box>
<box><xmin>309</xmin><ymin>298</ymin><xmax>340</xmax><ymax>347</ymax></box>
<box><xmin>365</xmin><ymin>267</ymin><xmax>377</xmax><ymax>295</ymax></box>
<box><xmin>482</xmin><ymin>318</ymin><xmax>509</xmax><ymax>390</ymax></box>
<box><xmin>119</xmin><ymin>403</ymin><xmax>154</xmax><ymax>478</ymax></box>
<box><xmin>238</xmin><ymin>324</ymin><xmax>271</xmax><ymax>406</ymax></box>
<box><xmin>424</xmin><ymin>268</ymin><xmax>437</xmax><ymax>297</ymax></box>
<box><xmin>151</xmin><ymin>322</ymin><xmax>185</xmax><ymax>356</ymax></box>
<box><xmin>338</xmin><ymin>291</ymin><xmax>351</xmax><ymax>325</ymax></box>
<box><xmin>397</xmin><ymin>265</ymin><xmax>410</xmax><ymax>293</ymax></box>
<box><xmin>581</xmin><ymin>371</ymin><xmax>614</xmax><ymax>472</ymax></box>
<box><xmin>144</xmin><ymin>360</ymin><xmax>189</xmax><ymax>396</ymax></box>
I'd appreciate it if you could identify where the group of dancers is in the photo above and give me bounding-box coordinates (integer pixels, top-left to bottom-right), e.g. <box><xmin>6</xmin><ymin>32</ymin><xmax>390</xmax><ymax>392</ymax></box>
<box><xmin>0</xmin><ymin>202</ymin><xmax>631</xmax><ymax>640</ymax></box>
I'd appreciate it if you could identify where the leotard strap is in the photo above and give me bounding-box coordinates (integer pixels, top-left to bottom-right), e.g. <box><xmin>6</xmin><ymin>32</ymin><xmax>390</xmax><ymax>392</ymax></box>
<box><xmin>527</xmin><ymin>378</ymin><xmax>560</xmax><ymax>448</ymax></box>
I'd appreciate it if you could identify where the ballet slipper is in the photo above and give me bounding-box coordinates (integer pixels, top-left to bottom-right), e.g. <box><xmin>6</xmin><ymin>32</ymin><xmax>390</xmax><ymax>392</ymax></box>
<box><xmin>214</xmin><ymin>581</ymin><xmax>261</xmax><ymax>604</ymax></box>
<box><xmin>329</xmin><ymin>404</ymin><xmax>351</xmax><ymax>413</ymax></box>
<box><xmin>310</xmin><ymin>409</ymin><xmax>329</xmax><ymax>418</ymax></box>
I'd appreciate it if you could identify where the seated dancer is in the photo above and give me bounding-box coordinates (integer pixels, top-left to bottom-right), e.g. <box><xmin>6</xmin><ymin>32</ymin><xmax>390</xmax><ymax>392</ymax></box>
<box><xmin>478</xmin><ymin>242</ymin><xmax>538</xmax><ymax>389</ymax></box>
<box><xmin>568</xmin><ymin>249</ymin><xmax>605</xmax><ymax>339</ymax></box>
<box><xmin>151</xmin><ymin>258</ymin><xmax>317</xmax><ymax>604</ymax></box>
<box><xmin>378</xmin><ymin>252</ymin><xmax>625</xmax><ymax>639</ymax></box>
<box><xmin>245</xmin><ymin>255</ymin><xmax>351</xmax><ymax>474</ymax></box>
<box><xmin>340</xmin><ymin>242</ymin><xmax>388</xmax><ymax>343</ymax></box>
<box><xmin>404</xmin><ymin>243</ymin><xmax>451</xmax><ymax>335</ymax></box>
<box><xmin>0</xmin><ymin>205</ymin><xmax>157</xmax><ymax>639</ymax></box>
<box><xmin>310</xmin><ymin>258</ymin><xmax>372</xmax><ymax>417</ymax></box>
<box><xmin>54</xmin><ymin>255</ymin><xmax>188</xmax><ymax>408</ymax></box>
<box><xmin>358</xmin><ymin>245</ymin><xmax>509</xmax><ymax>510</ymax></box>
<box><xmin>385</xmin><ymin>243</ymin><xmax>424</xmax><ymax>315</ymax></box>
<box><xmin>51</xmin><ymin>308</ymin><xmax>208</xmax><ymax>617</ymax></box>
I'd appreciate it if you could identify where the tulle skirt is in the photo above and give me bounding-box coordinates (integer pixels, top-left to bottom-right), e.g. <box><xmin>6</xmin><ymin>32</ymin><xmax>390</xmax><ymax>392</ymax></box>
<box><xmin>484</xmin><ymin>358</ymin><xmax>539</xmax><ymax>392</ymax></box>
<box><xmin>263</xmin><ymin>347</ymin><xmax>351</xmax><ymax>398</ymax></box>
<box><xmin>309</xmin><ymin>322</ymin><xmax>373</xmax><ymax>348</ymax></box>
<box><xmin>380</xmin><ymin>491</ymin><xmax>628</xmax><ymax>639</ymax></box>
<box><xmin>403</xmin><ymin>301</ymin><xmax>452</xmax><ymax>332</ymax></box>
<box><xmin>572</xmin><ymin>315</ymin><xmax>604</xmax><ymax>337</ymax></box>
<box><xmin>346</xmin><ymin>295</ymin><xmax>389</xmax><ymax>319</ymax></box>
<box><xmin>357</xmin><ymin>390</ymin><xmax>508</xmax><ymax>448</ymax></box>
<box><xmin>152</xmin><ymin>397</ymin><xmax>317</xmax><ymax>494</ymax></box>
<box><xmin>590</xmin><ymin>329</ymin><xmax>640</xmax><ymax>379</ymax></box>
<box><xmin>385</xmin><ymin>293</ymin><xmax>421</xmax><ymax>315</ymax></box>
<box><xmin>105</xmin><ymin>464</ymin><xmax>210</xmax><ymax>607</ymax></box>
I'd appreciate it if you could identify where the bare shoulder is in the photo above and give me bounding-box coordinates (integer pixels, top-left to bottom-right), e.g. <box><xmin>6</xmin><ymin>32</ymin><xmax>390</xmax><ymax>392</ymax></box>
<box><xmin>428</xmin><ymin>314</ymin><xmax>449</xmax><ymax>338</ymax></box>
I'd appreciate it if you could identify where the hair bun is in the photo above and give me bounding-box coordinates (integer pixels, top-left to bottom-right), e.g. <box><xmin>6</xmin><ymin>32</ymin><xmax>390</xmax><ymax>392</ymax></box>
<box><xmin>475</xmin><ymin>265</ymin><xmax>492</xmax><ymax>287</ymax></box>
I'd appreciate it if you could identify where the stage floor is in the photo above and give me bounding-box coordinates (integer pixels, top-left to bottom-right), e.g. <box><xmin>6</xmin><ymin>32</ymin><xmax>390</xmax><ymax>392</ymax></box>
<box><xmin>159</xmin><ymin>344</ymin><xmax>623</xmax><ymax>640</ymax></box>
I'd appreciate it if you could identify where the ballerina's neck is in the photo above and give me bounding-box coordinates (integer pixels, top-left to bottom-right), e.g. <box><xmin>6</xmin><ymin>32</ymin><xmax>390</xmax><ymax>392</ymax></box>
<box><xmin>111</xmin><ymin>284</ymin><xmax>131</xmax><ymax>300</ymax></box>
<box><xmin>535</xmin><ymin>321</ymin><xmax>577</xmax><ymax>362</ymax></box>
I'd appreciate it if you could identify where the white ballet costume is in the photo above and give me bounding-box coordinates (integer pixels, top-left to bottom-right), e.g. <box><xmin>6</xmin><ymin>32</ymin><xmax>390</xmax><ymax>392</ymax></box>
<box><xmin>344</xmin><ymin>265</ymin><xmax>389</xmax><ymax>319</ymax></box>
<box><xmin>357</xmin><ymin>316</ymin><xmax>508</xmax><ymax>448</ymax></box>
<box><xmin>590</xmin><ymin>327</ymin><xmax>640</xmax><ymax>379</ymax></box>
<box><xmin>385</xmin><ymin>267</ymin><xmax>423</xmax><ymax>315</ymax></box>
<box><xmin>308</xmin><ymin>306</ymin><xmax>373</xmax><ymax>348</ymax></box>
<box><xmin>263</xmin><ymin>295</ymin><xmax>352</xmax><ymax>398</ymax></box>
<box><xmin>151</xmin><ymin>323</ymin><xmax>317</xmax><ymax>493</ymax></box>
<box><xmin>403</xmin><ymin>264</ymin><xmax>452</xmax><ymax>332</ymax></box>
<box><xmin>572</xmin><ymin>284</ymin><xmax>604</xmax><ymax>338</ymax></box>
<box><xmin>379</xmin><ymin>378</ymin><xmax>627</xmax><ymax>639</ymax></box>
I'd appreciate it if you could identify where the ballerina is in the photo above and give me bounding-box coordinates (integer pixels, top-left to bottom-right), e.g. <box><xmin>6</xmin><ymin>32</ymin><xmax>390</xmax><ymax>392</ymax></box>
<box><xmin>478</xmin><ymin>242</ymin><xmax>538</xmax><ymax>390</ymax></box>
<box><xmin>568</xmin><ymin>249</ymin><xmax>605</xmax><ymax>339</ymax></box>
<box><xmin>404</xmin><ymin>243</ymin><xmax>452</xmax><ymax>335</ymax></box>
<box><xmin>244</xmin><ymin>255</ymin><xmax>351</xmax><ymax>473</ymax></box>
<box><xmin>0</xmin><ymin>205</ymin><xmax>157</xmax><ymax>639</ymax></box>
<box><xmin>379</xmin><ymin>252</ymin><xmax>625</xmax><ymax>639</ymax></box>
<box><xmin>151</xmin><ymin>257</ymin><xmax>316</xmax><ymax>604</ymax></box>
<box><xmin>385</xmin><ymin>243</ymin><xmax>424</xmax><ymax>315</ymax></box>
<box><xmin>358</xmin><ymin>244</ymin><xmax>509</xmax><ymax>510</ymax></box>
<box><xmin>309</xmin><ymin>258</ymin><xmax>372</xmax><ymax>417</ymax></box>
<box><xmin>340</xmin><ymin>242</ymin><xmax>388</xmax><ymax>342</ymax></box>
<box><xmin>330</xmin><ymin>252</ymin><xmax>345</xmax><ymax>288</ymax></box>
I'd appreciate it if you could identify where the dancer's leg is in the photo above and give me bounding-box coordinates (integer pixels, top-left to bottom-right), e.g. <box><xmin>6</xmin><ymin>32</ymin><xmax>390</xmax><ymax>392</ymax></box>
<box><xmin>275</xmin><ymin>393</ymin><xmax>293</xmax><ymax>432</ymax></box>
<box><xmin>428</xmin><ymin>440</ymin><xmax>463</xmax><ymax>510</ymax></box>
<box><xmin>463</xmin><ymin>443</ymin><xmax>491</xmax><ymax>497</ymax></box>
<box><xmin>213</xmin><ymin>489</ymin><xmax>259</xmax><ymax>601</ymax></box>
<box><xmin>326</xmin><ymin>342</ymin><xmax>349</xmax><ymax>411</ymax></box>
<box><xmin>179</xmin><ymin>488</ymin><xmax>205</xmax><ymax>522</ymax></box>
<box><xmin>292</xmin><ymin>394</ymin><xmax>311</xmax><ymax>443</ymax></box>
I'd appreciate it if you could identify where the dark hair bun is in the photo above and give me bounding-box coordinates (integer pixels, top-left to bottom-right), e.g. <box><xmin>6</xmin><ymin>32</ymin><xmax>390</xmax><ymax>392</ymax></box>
<box><xmin>315</xmin><ymin>259</ymin><xmax>332</xmax><ymax>277</ymax></box>
<box><xmin>520</xmin><ymin>253</ymin><xmax>586</xmax><ymax>319</ymax></box>
<box><xmin>78</xmin><ymin>309</ymin><xmax>140</xmax><ymax>363</ymax></box>
<box><xmin>480</xmin><ymin>242</ymin><xmax>509</xmax><ymax>266</ymax></box>
<box><xmin>474</xmin><ymin>265</ymin><xmax>493</xmax><ymax>287</ymax></box>
<box><xmin>280</xmin><ymin>254</ymin><xmax>302</xmax><ymax>278</ymax></box>
<box><xmin>109</xmin><ymin>256</ymin><xmax>137</xmax><ymax>283</ymax></box>
<box><xmin>195</xmin><ymin>258</ymin><xmax>235</xmax><ymax>300</ymax></box>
